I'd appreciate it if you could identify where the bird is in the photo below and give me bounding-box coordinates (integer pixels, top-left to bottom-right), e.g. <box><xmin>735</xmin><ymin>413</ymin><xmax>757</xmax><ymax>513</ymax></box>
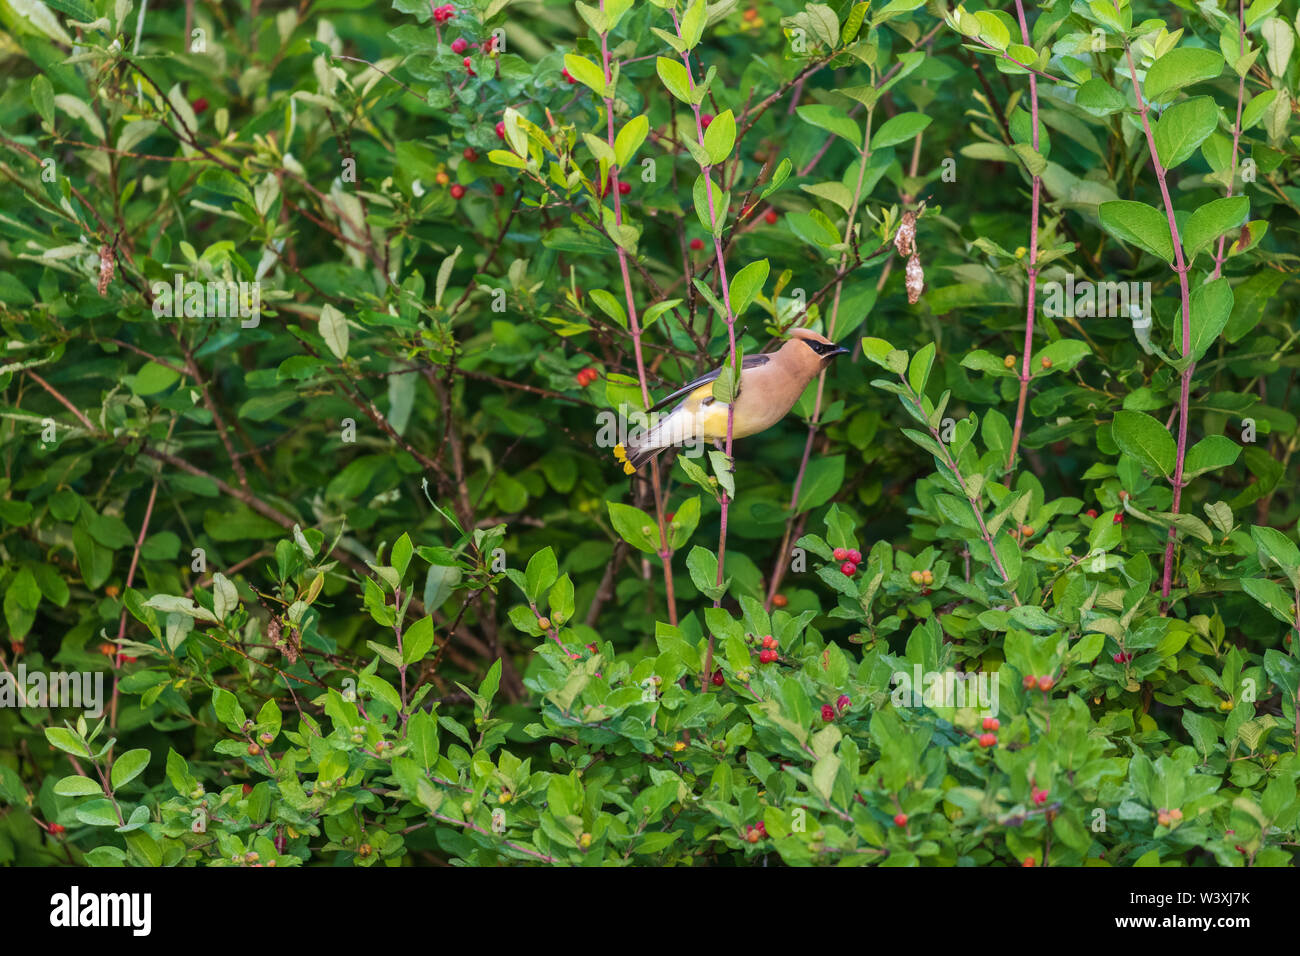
<box><xmin>613</xmin><ymin>327</ymin><xmax>850</xmax><ymax>473</ymax></box>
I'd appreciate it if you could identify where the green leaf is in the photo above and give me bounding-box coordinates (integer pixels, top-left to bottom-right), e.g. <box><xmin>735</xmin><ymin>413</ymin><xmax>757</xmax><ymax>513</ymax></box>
<box><xmin>319</xmin><ymin>304</ymin><xmax>349</xmax><ymax>360</ymax></box>
<box><xmin>871</xmin><ymin>111</ymin><xmax>931</xmax><ymax>150</ymax></box>
<box><xmin>524</xmin><ymin>547</ymin><xmax>559</xmax><ymax>603</ymax></box>
<box><xmin>607</xmin><ymin>502</ymin><xmax>661</xmax><ymax>554</ymax></box>
<box><xmin>1099</xmin><ymin>200</ymin><xmax>1174</xmax><ymax>263</ymax></box>
<box><xmin>45</xmin><ymin>727</ymin><xmax>92</xmax><ymax>758</ymax></box>
<box><xmin>908</xmin><ymin>342</ymin><xmax>935</xmax><ymax>395</ymax></box>
<box><xmin>1144</xmin><ymin>47</ymin><xmax>1224</xmax><ymax>103</ymax></box>
<box><xmin>110</xmin><ymin>749</ymin><xmax>151</xmax><ymax>789</ymax></box>
<box><xmin>54</xmin><ymin>775</ymin><xmax>103</xmax><ymax>797</ymax></box>
<box><xmin>796</xmin><ymin>455</ymin><xmax>845</xmax><ymax>513</ymax></box>
<box><xmin>1153</xmin><ymin>96</ymin><xmax>1220</xmax><ymax>169</ymax></box>
<box><xmin>702</xmin><ymin>109</ymin><xmax>736</xmax><ymax>165</ymax></box>
<box><xmin>1075</xmin><ymin>78</ymin><xmax>1127</xmax><ymax>116</ymax></box>
<box><xmin>1112</xmin><ymin>410</ymin><xmax>1176</xmax><ymax>478</ymax></box>
<box><xmin>402</xmin><ymin>614</ymin><xmax>436</xmax><ymax>665</ymax></box>
<box><xmin>795</xmin><ymin>105</ymin><xmax>861</xmax><ymax>145</ymax></box>
<box><xmin>686</xmin><ymin>545</ymin><xmax>727</xmax><ymax>601</ymax></box>
<box><xmin>656</xmin><ymin>57</ymin><xmax>693</xmax><ymax>103</ymax></box>
<box><xmin>564</xmin><ymin>53</ymin><xmax>607</xmax><ymax>97</ymax></box>
<box><xmin>728</xmin><ymin>259</ymin><xmax>768</xmax><ymax>317</ymax></box>
<box><xmin>1183</xmin><ymin>197</ymin><xmax>1249</xmax><ymax>259</ymax></box>
<box><xmin>1184</xmin><ymin>277</ymin><xmax>1234</xmax><ymax>362</ymax></box>
<box><xmin>31</xmin><ymin>75</ymin><xmax>54</xmax><ymax>127</ymax></box>
<box><xmin>1183</xmin><ymin>436</ymin><xmax>1241</xmax><ymax>478</ymax></box>
<box><xmin>614</xmin><ymin>115</ymin><xmax>649</xmax><ymax>167</ymax></box>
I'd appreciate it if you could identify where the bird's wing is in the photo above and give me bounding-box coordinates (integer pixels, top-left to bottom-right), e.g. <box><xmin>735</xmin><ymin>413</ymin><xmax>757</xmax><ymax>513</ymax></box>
<box><xmin>648</xmin><ymin>353</ymin><xmax>770</xmax><ymax>413</ymax></box>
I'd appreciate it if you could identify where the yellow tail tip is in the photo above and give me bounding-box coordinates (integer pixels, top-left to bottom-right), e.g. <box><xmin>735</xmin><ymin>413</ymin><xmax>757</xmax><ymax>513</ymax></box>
<box><xmin>613</xmin><ymin>443</ymin><xmax>627</xmax><ymax>462</ymax></box>
<box><xmin>622</xmin><ymin>462</ymin><xmax>635</xmax><ymax>475</ymax></box>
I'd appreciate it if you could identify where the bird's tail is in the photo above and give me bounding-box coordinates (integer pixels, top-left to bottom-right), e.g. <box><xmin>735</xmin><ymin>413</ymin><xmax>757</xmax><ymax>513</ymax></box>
<box><xmin>613</xmin><ymin>436</ymin><xmax>666</xmax><ymax>474</ymax></box>
<box><xmin>613</xmin><ymin>411</ymin><xmax>684</xmax><ymax>474</ymax></box>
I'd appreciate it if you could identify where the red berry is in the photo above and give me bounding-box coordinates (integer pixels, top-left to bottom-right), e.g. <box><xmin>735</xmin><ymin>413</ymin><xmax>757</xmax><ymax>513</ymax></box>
<box><xmin>1023</xmin><ymin>856</ymin><xmax>1036</xmax><ymax>867</ymax></box>
<box><xmin>978</xmin><ymin>733</ymin><xmax>997</xmax><ymax>748</ymax></box>
<box><xmin>193</xmin><ymin>97</ymin><xmax>209</xmax><ymax>114</ymax></box>
<box><xmin>764</xmin><ymin>209</ymin><xmax>778</xmax><ymax>224</ymax></box>
<box><xmin>496</xmin><ymin>121</ymin><xmax>506</xmax><ymax>139</ymax></box>
<box><xmin>690</xmin><ymin>238</ymin><xmax>704</xmax><ymax>251</ymax></box>
<box><xmin>493</xmin><ymin>183</ymin><xmax>505</xmax><ymax>196</ymax></box>
<box><xmin>848</xmin><ymin>549</ymin><xmax>862</xmax><ymax>564</ymax></box>
<box><xmin>821</xmin><ymin>704</ymin><xmax>835</xmax><ymax>722</ymax></box>
<box><xmin>49</xmin><ymin>823</ymin><xmax>66</xmax><ymax>836</ymax></box>
<box><xmin>1022</xmin><ymin>675</ymin><xmax>1037</xmax><ymax>690</ymax></box>
<box><xmin>759</xmin><ymin>649</ymin><xmax>777</xmax><ymax>664</ymax></box>
<box><xmin>463</xmin><ymin>147</ymin><xmax>478</xmax><ymax>161</ymax></box>
<box><xmin>833</xmin><ymin>548</ymin><xmax>848</xmax><ymax>561</ymax></box>
<box><xmin>756</xmin><ymin>821</ymin><xmax>767</xmax><ymax>838</ymax></box>
<box><xmin>712</xmin><ymin>669</ymin><xmax>724</xmax><ymax>687</ymax></box>
<box><xmin>893</xmin><ymin>812</ymin><xmax>908</xmax><ymax>827</ymax></box>
<box><xmin>840</xmin><ymin>561</ymin><xmax>856</xmax><ymax>576</ymax></box>
<box><xmin>562</xmin><ymin>68</ymin><xmax>576</xmax><ymax>85</ymax></box>
<box><xmin>451</xmin><ymin>37</ymin><xmax>468</xmax><ymax>54</ymax></box>
<box><xmin>242</xmin><ymin>783</ymin><xmax>254</xmax><ymax>797</ymax></box>
<box><xmin>1112</xmin><ymin>513</ymin><xmax>1124</xmax><ymax>524</ymax></box>
<box><xmin>836</xmin><ymin>694</ymin><xmax>850</xmax><ymax>712</ymax></box>
<box><xmin>1085</xmin><ymin>509</ymin><xmax>1098</xmax><ymax>518</ymax></box>
<box><xmin>462</xmin><ymin>56</ymin><xmax>474</xmax><ymax>74</ymax></box>
<box><xmin>772</xmin><ymin>594</ymin><xmax>788</xmax><ymax>608</ymax></box>
<box><xmin>1037</xmin><ymin>675</ymin><xmax>1054</xmax><ymax>692</ymax></box>
<box><xmin>762</xmin><ymin>635</ymin><xmax>777</xmax><ymax>649</ymax></box>
<box><xmin>701</xmin><ymin>113</ymin><xmax>714</xmax><ymax>129</ymax></box>
<box><xmin>450</xmin><ymin>184</ymin><xmax>466</xmax><ymax>199</ymax></box>
<box><xmin>1032</xmin><ymin>788</ymin><xmax>1048</xmax><ymax>806</ymax></box>
<box><xmin>746</xmin><ymin>828</ymin><xmax>760</xmax><ymax>843</ymax></box>
<box><xmin>982</xmin><ymin>717</ymin><xmax>999</xmax><ymax>731</ymax></box>
<box><xmin>618</xmin><ymin>181</ymin><xmax>631</xmax><ymax>195</ymax></box>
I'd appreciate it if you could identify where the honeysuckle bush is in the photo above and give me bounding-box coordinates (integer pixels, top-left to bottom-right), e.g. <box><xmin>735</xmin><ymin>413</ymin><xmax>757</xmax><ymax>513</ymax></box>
<box><xmin>1</xmin><ymin>0</ymin><xmax>1299</xmax><ymax>867</ymax></box>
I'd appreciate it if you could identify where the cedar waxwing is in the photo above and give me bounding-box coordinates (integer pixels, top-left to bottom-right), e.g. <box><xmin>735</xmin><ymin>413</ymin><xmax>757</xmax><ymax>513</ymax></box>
<box><xmin>614</xmin><ymin>328</ymin><xmax>850</xmax><ymax>473</ymax></box>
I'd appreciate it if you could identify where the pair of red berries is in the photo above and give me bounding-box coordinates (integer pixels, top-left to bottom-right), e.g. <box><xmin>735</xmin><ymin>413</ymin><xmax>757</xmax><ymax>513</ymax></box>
<box><xmin>1030</xmin><ymin>786</ymin><xmax>1049</xmax><ymax>806</ymax></box>
<box><xmin>744</xmin><ymin>821</ymin><xmax>767</xmax><ymax>843</ymax></box>
<box><xmin>1112</xmin><ymin>651</ymin><xmax>1133</xmax><ymax>664</ymax></box>
<box><xmin>759</xmin><ymin>634</ymin><xmax>779</xmax><ymax>664</ymax></box>
<box><xmin>820</xmin><ymin>694</ymin><xmax>851</xmax><ymax>722</ymax></box>
<box><xmin>982</xmin><ymin>717</ymin><xmax>999</xmax><ymax>731</ymax></box>
<box><xmin>575</xmin><ymin>367</ymin><xmax>598</xmax><ymax>387</ymax></box>
<box><xmin>1022</xmin><ymin>674</ymin><xmax>1054</xmax><ymax>692</ymax></box>
<box><xmin>432</xmin><ymin>4</ymin><xmax>456</xmax><ymax>23</ymax></box>
<box><xmin>833</xmin><ymin>547</ymin><xmax>862</xmax><ymax>577</ymax></box>
<box><xmin>978</xmin><ymin>732</ymin><xmax>997</xmax><ymax>748</ymax></box>
<box><xmin>561</xmin><ymin>68</ymin><xmax>577</xmax><ymax>85</ymax></box>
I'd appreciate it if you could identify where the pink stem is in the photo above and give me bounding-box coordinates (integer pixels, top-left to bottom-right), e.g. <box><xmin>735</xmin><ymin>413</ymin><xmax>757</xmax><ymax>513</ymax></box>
<box><xmin>670</xmin><ymin>10</ymin><xmax>740</xmax><ymax>687</ymax></box>
<box><xmin>600</xmin><ymin>1</ymin><xmax>678</xmax><ymax>625</ymax></box>
<box><xmin>1006</xmin><ymin>0</ymin><xmax>1041</xmax><ymax>472</ymax></box>
<box><xmin>1116</xmin><ymin>14</ymin><xmax>1193</xmax><ymax>610</ymax></box>
<box><xmin>1210</xmin><ymin>0</ymin><xmax>1246</xmax><ymax>280</ymax></box>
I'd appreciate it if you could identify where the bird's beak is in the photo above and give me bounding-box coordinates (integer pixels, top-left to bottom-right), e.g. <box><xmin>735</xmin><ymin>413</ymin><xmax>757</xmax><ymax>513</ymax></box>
<box><xmin>828</xmin><ymin>344</ymin><xmax>850</xmax><ymax>357</ymax></box>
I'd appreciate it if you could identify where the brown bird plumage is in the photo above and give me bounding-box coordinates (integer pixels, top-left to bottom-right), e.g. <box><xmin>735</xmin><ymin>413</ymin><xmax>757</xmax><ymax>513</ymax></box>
<box><xmin>614</xmin><ymin>328</ymin><xmax>849</xmax><ymax>472</ymax></box>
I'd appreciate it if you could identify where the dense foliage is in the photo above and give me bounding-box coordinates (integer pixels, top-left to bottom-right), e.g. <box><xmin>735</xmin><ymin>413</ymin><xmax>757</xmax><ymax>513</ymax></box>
<box><xmin>1</xmin><ymin>0</ymin><xmax>1298</xmax><ymax>868</ymax></box>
